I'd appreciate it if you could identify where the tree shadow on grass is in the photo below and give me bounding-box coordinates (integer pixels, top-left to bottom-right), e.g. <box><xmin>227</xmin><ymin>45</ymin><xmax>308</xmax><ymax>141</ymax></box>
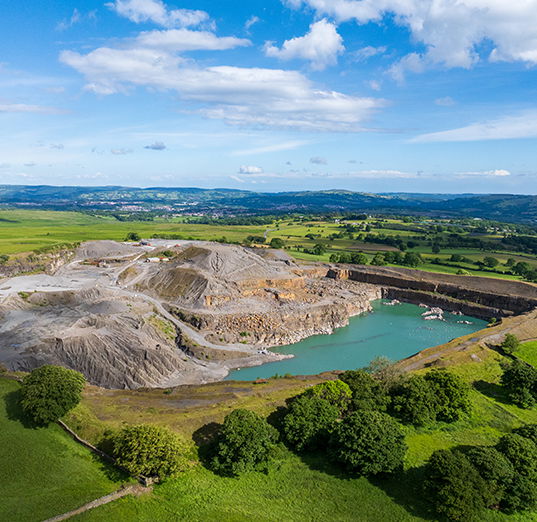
<box><xmin>88</xmin><ymin>451</ymin><xmax>130</xmax><ymax>483</ymax></box>
<box><xmin>192</xmin><ymin>422</ymin><xmax>221</xmax><ymax>468</ymax></box>
<box><xmin>298</xmin><ymin>452</ymin><xmax>435</xmax><ymax>520</ymax></box>
<box><xmin>473</xmin><ymin>380</ymin><xmax>512</xmax><ymax>406</ymax></box>
<box><xmin>3</xmin><ymin>389</ymin><xmax>41</xmax><ymax>429</ymax></box>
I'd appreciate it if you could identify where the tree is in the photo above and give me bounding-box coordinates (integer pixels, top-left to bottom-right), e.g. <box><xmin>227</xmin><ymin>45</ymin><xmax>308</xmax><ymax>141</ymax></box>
<box><xmin>403</xmin><ymin>252</ymin><xmax>422</xmax><ymax>267</ymax></box>
<box><xmin>350</xmin><ymin>252</ymin><xmax>368</xmax><ymax>265</ymax></box>
<box><xmin>339</xmin><ymin>369</ymin><xmax>390</xmax><ymax>412</ymax></box>
<box><xmin>330</xmin><ymin>410</ymin><xmax>406</xmax><ymax>475</ymax></box>
<box><xmin>424</xmin><ymin>369</ymin><xmax>471</xmax><ymax>422</ymax></box>
<box><xmin>269</xmin><ymin>237</ymin><xmax>284</xmax><ymax>249</ymax></box>
<box><xmin>212</xmin><ymin>409</ymin><xmax>279</xmax><ymax>476</ymax></box>
<box><xmin>371</xmin><ymin>253</ymin><xmax>386</xmax><ymax>266</ymax></box>
<box><xmin>302</xmin><ymin>380</ymin><xmax>352</xmax><ymax>411</ymax></box>
<box><xmin>282</xmin><ymin>395</ymin><xmax>339</xmax><ymax>452</ymax></box>
<box><xmin>390</xmin><ymin>375</ymin><xmax>438</xmax><ymax>426</ymax></box>
<box><xmin>483</xmin><ymin>256</ymin><xmax>499</xmax><ymax>268</ymax></box>
<box><xmin>424</xmin><ymin>449</ymin><xmax>489</xmax><ymax>521</ymax></box>
<box><xmin>312</xmin><ymin>243</ymin><xmax>327</xmax><ymax>255</ymax></box>
<box><xmin>20</xmin><ymin>365</ymin><xmax>85</xmax><ymax>425</ymax></box>
<box><xmin>125</xmin><ymin>232</ymin><xmax>141</xmax><ymax>242</ymax></box>
<box><xmin>513</xmin><ymin>261</ymin><xmax>530</xmax><ymax>276</ymax></box>
<box><xmin>501</xmin><ymin>360</ymin><xmax>537</xmax><ymax>408</ymax></box>
<box><xmin>365</xmin><ymin>356</ymin><xmax>402</xmax><ymax>393</ymax></box>
<box><xmin>111</xmin><ymin>424</ymin><xmax>191</xmax><ymax>479</ymax></box>
<box><xmin>513</xmin><ymin>424</ymin><xmax>537</xmax><ymax>445</ymax></box>
<box><xmin>463</xmin><ymin>446</ymin><xmax>514</xmax><ymax>507</ymax></box>
<box><xmin>500</xmin><ymin>333</ymin><xmax>520</xmax><ymax>355</ymax></box>
<box><xmin>432</xmin><ymin>243</ymin><xmax>441</xmax><ymax>254</ymax></box>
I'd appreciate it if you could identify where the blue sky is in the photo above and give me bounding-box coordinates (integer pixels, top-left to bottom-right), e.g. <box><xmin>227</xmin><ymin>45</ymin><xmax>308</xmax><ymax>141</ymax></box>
<box><xmin>2</xmin><ymin>0</ymin><xmax>537</xmax><ymax>193</ymax></box>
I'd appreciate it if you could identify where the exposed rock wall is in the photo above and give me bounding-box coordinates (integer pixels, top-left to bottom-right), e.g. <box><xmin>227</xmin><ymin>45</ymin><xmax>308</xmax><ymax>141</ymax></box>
<box><xmin>329</xmin><ymin>266</ymin><xmax>537</xmax><ymax>316</ymax></box>
<box><xmin>0</xmin><ymin>248</ymin><xmax>75</xmax><ymax>279</ymax></box>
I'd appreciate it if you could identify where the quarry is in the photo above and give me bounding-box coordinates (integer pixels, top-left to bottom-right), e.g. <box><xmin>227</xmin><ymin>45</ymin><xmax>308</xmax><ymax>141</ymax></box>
<box><xmin>1</xmin><ymin>240</ymin><xmax>537</xmax><ymax>389</ymax></box>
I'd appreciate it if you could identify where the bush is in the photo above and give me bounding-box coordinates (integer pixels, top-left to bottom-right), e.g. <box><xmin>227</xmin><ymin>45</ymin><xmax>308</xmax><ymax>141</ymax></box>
<box><xmin>424</xmin><ymin>369</ymin><xmax>471</xmax><ymax>422</ymax></box>
<box><xmin>513</xmin><ymin>424</ymin><xmax>537</xmax><ymax>445</ymax></box>
<box><xmin>111</xmin><ymin>424</ymin><xmax>191</xmax><ymax>479</ymax></box>
<box><xmin>463</xmin><ymin>446</ymin><xmax>514</xmax><ymax>506</ymax></box>
<box><xmin>302</xmin><ymin>380</ymin><xmax>352</xmax><ymax>411</ymax></box>
<box><xmin>282</xmin><ymin>395</ymin><xmax>339</xmax><ymax>452</ymax></box>
<box><xmin>0</xmin><ymin>254</ymin><xmax>9</xmax><ymax>265</ymax></box>
<box><xmin>269</xmin><ymin>237</ymin><xmax>285</xmax><ymax>249</ymax></box>
<box><xmin>390</xmin><ymin>375</ymin><xmax>438</xmax><ymax>425</ymax></box>
<box><xmin>330</xmin><ymin>410</ymin><xmax>406</xmax><ymax>475</ymax></box>
<box><xmin>339</xmin><ymin>369</ymin><xmax>390</xmax><ymax>411</ymax></box>
<box><xmin>212</xmin><ymin>409</ymin><xmax>279</xmax><ymax>476</ymax></box>
<box><xmin>424</xmin><ymin>449</ymin><xmax>489</xmax><ymax>521</ymax></box>
<box><xmin>501</xmin><ymin>333</ymin><xmax>520</xmax><ymax>354</ymax></box>
<box><xmin>20</xmin><ymin>365</ymin><xmax>85</xmax><ymax>425</ymax></box>
<box><xmin>501</xmin><ymin>360</ymin><xmax>537</xmax><ymax>408</ymax></box>
<box><xmin>125</xmin><ymin>232</ymin><xmax>141</xmax><ymax>241</ymax></box>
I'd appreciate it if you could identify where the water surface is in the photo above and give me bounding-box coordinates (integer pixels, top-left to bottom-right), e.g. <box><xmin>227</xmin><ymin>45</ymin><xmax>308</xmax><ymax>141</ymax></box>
<box><xmin>227</xmin><ymin>300</ymin><xmax>487</xmax><ymax>381</ymax></box>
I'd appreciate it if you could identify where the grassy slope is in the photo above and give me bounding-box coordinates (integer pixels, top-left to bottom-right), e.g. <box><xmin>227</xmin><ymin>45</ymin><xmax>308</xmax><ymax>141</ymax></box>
<box><xmin>0</xmin><ymin>378</ymin><xmax>123</xmax><ymax>521</ymax></box>
<box><xmin>65</xmin><ymin>346</ymin><xmax>537</xmax><ymax>522</ymax></box>
<box><xmin>517</xmin><ymin>341</ymin><xmax>537</xmax><ymax>366</ymax></box>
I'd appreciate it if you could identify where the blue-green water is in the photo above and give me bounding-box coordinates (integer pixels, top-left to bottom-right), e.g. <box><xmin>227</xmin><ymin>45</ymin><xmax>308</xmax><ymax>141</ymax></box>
<box><xmin>227</xmin><ymin>300</ymin><xmax>487</xmax><ymax>381</ymax></box>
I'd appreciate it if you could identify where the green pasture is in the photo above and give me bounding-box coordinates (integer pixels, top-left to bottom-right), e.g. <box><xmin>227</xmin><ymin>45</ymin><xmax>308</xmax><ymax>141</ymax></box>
<box><xmin>0</xmin><ymin>378</ymin><xmax>123</xmax><ymax>522</ymax></box>
<box><xmin>517</xmin><ymin>341</ymin><xmax>537</xmax><ymax>367</ymax></box>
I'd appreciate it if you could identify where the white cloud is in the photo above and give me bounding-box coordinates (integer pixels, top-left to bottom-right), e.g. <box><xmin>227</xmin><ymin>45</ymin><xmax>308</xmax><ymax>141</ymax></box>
<box><xmin>264</xmin><ymin>19</ymin><xmax>344</xmax><ymax>70</ymax></box>
<box><xmin>231</xmin><ymin>140</ymin><xmax>310</xmax><ymax>156</ymax></box>
<box><xmin>61</xmin><ymin>46</ymin><xmax>385</xmax><ymax>131</ymax></box>
<box><xmin>435</xmin><ymin>96</ymin><xmax>456</xmax><ymax>107</ymax></box>
<box><xmin>412</xmin><ymin>111</ymin><xmax>537</xmax><ymax>143</ymax></box>
<box><xmin>310</xmin><ymin>156</ymin><xmax>327</xmax><ymax>164</ymax></box>
<box><xmin>230</xmin><ymin>175</ymin><xmax>246</xmax><ymax>183</ymax></box>
<box><xmin>352</xmin><ymin>45</ymin><xmax>387</xmax><ymax>62</ymax></box>
<box><xmin>0</xmin><ymin>103</ymin><xmax>60</xmax><ymax>114</ymax></box>
<box><xmin>286</xmin><ymin>0</ymin><xmax>537</xmax><ymax>77</ymax></box>
<box><xmin>107</xmin><ymin>0</ymin><xmax>209</xmax><ymax>28</ymax></box>
<box><xmin>135</xmin><ymin>28</ymin><xmax>250</xmax><ymax>51</ymax></box>
<box><xmin>56</xmin><ymin>8</ymin><xmax>81</xmax><ymax>31</ymax></box>
<box><xmin>245</xmin><ymin>16</ymin><xmax>260</xmax><ymax>31</ymax></box>
<box><xmin>111</xmin><ymin>148</ymin><xmax>133</xmax><ymax>155</ymax></box>
<box><xmin>459</xmin><ymin>169</ymin><xmax>511</xmax><ymax>177</ymax></box>
<box><xmin>238</xmin><ymin>165</ymin><xmax>264</xmax><ymax>174</ymax></box>
<box><xmin>144</xmin><ymin>141</ymin><xmax>167</xmax><ymax>150</ymax></box>
<box><xmin>368</xmin><ymin>80</ymin><xmax>381</xmax><ymax>91</ymax></box>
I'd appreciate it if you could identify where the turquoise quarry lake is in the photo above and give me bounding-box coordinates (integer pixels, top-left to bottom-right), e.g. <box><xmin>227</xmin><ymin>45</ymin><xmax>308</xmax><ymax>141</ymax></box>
<box><xmin>226</xmin><ymin>300</ymin><xmax>487</xmax><ymax>381</ymax></box>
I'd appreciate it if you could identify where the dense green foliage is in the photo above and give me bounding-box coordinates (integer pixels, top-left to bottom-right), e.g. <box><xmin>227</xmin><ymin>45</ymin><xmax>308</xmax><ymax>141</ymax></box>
<box><xmin>339</xmin><ymin>369</ymin><xmax>390</xmax><ymax>411</ymax></box>
<box><xmin>20</xmin><ymin>365</ymin><xmax>85</xmax><ymax>425</ymax></box>
<box><xmin>282</xmin><ymin>395</ymin><xmax>339</xmax><ymax>451</ymax></box>
<box><xmin>269</xmin><ymin>237</ymin><xmax>285</xmax><ymax>248</ymax></box>
<box><xmin>512</xmin><ymin>424</ymin><xmax>537</xmax><ymax>445</ymax></box>
<box><xmin>212</xmin><ymin>409</ymin><xmax>279</xmax><ymax>476</ymax></box>
<box><xmin>302</xmin><ymin>380</ymin><xmax>352</xmax><ymax>410</ymax></box>
<box><xmin>501</xmin><ymin>334</ymin><xmax>520</xmax><ymax>354</ymax></box>
<box><xmin>391</xmin><ymin>369</ymin><xmax>470</xmax><ymax>425</ymax></box>
<box><xmin>329</xmin><ymin>410</ymin><xmax>406</xmax><ymax>475</ymax></box>
<box><xmin>111</xmin><ymin>424</ymin><xmax>191</xmax><ymax>479</ymax></box>
<box><xmin>124</xmin><ymin>232</ymin><xmax>140</xmax><ymax>241</ymax></box>
<box><xmin>501</xmin><ymin>360</ymin><xmax>537</xmax><ymax>408</ymax></box>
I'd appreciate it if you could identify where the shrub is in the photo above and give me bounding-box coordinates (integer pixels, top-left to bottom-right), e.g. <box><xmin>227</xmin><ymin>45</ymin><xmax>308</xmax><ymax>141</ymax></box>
<box><xmin>501</xmin><ymin>360</ymin><xmax>537</xmax><ymax>408</ymax></box>
<box><xmin>0</xmin><ymin>254</ymin><xmax>9</xmax><ymax>265</ymax></box>
<box><xmin>513</xmin><ymin>424</ymin><xmax>537</xmax><ymax>445</ymax></box>
<box><xmin>282</xmin><ymin>395</ymin><xmax>339</xmax><ymax>452</ymax></box>
<box><xmin>111</xmin><ymin>424</ymin><xmax>191</xmax><ymax>479</ymax></box>
<box><xmin>330</xmin><ymin>410</ymin><xmax>406</xmax><ymax>475</ymax></box>
<box><xmin>20</xmin><ymin>365</ymin><xmax>85</xmax><ymax>425</ymax></box>
<box><xmin>501</xmin><ymin>333</ymin><xmax>520</xmax><ymax>354</ymax></box>
<box><xmin>339</xmin><ymin>369</ymin><xmax>390</xmax><ymax>411</ymax></box>
<box><xmin>302</xmin><ymin>380</ymin><xmax>352</xmax><ymax>411</ymax></box>
<box><xmin>269</xmin><ymin>237</ymin><xmax>284</xmax><ymax>249</ymax></box>
<box><xmin>125</xmin><ymin>232</ymin><xmax>140</xmax><ymax>241</ymax></box>
<box><xmin>424</xmin><ymin>369</ymin><xmax>471</xmax><ymax>422</ymax></box>
<box><xmin>463</xmin><ymin>446</ymin><xmax>514</xmax><ymax>506</ymax></box>
<box><xmin>211</xmin><ymin>409</ymin><xmax>279</xmax><ymax>476</ymax></box>
<box><xmin>390</xmin><ymin>375</ymin><xmax>438</xmax><ymax>426</ymax></box>
<box><xmin>424</xmin><ymin>449</ymin><xmax>489</xmax><ymax>521</ymax></box>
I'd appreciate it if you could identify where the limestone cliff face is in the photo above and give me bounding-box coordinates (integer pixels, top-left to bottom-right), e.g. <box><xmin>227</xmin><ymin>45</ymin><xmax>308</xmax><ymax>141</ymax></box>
<box><xmin>0</xmin><ymin>248</ymin><xmax>75</xmax><ymax>279</ymax></box>
<box><xmin>329</xmin><ymin>266</ymin><xmax>537</xmax><ymax>316</ymax></box>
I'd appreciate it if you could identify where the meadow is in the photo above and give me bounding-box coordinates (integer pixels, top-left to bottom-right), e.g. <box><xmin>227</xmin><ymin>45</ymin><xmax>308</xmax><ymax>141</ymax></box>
<box><xmin>0</xmin><ymin>378</ymin><xmax>124</xmax><ymax>521</ymax></box>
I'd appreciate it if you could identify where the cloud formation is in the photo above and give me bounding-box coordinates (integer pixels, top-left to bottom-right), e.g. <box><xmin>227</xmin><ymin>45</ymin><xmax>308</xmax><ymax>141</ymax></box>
<box><xmin>264</xmin><ymin>19</ymin><xmax>344</xmax><ymax>70</ymax></box>
<box><xmin>412</xmin><ymin>111</ymin><xmax>537</xmax><ymax>142</ymax></box>
<box><xmin>144</xmin><ymin>141</ymin><xmax>167</xmax><ymax>150</ymax></box>
<box><xmin>0</xmin><ymin>103</ymin><xmax>60</xmax><ymax>114</ymax></box>
<box><xmin>286</xmin><ymin>0</ymin><xmax>537</xmax><ymax>78</ymax></box>
<box><xmin>107</xmin><ymin>0</ymin><xmax>209</xmax><ymax>28</ymax></box>
<box><xmin>238</xmin><ymin>165</ymin><xmax>264</xmax><ymax>174</ymax></box>
<box><xmin>310</xmin><ymin>156</ymin><xmax>328</xmax><ymax>164</ymax></box>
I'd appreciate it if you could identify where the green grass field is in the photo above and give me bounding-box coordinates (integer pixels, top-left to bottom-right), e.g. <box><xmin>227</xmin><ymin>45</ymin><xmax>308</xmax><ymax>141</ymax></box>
<box><xmin>62</xmin><ymin>348</ymin><xmax>537</xmax><ymax>521</ymax></box>
<box><xmin>0</xmin><ymin>378</ymin><xmax>124</xmax><ymax>521</ymax></box>
<box><xmin>517</xmin><ymin>341</ymin><xmax>537</xmax><ymax>367</ymax></box>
